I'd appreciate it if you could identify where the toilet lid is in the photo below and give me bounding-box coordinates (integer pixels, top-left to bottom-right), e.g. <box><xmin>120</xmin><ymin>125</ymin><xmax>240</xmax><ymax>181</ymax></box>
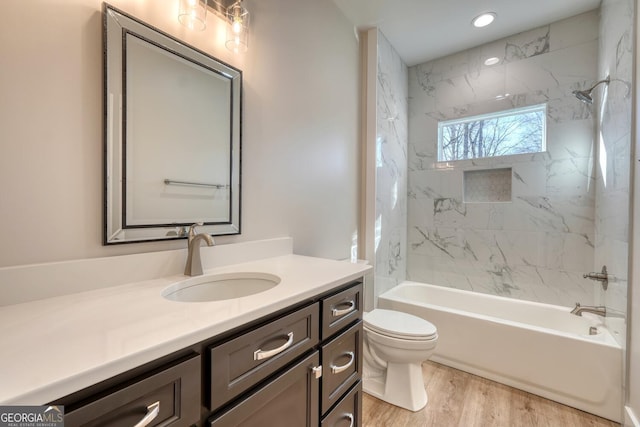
<box><xmin>364</xmin><ymin>309</ymin><xmax>437</xmax><ymax>340</ymax></box>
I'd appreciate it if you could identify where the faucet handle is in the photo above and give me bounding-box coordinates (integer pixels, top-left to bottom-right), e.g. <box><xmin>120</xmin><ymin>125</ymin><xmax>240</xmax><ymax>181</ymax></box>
<box><xmin>570</xmin><ymin>302</ymin><xmax>581</xmax><ymax>315</ymax></box>
<box><xmin>187</xmin><ymin>222</ymin><xmax>204</xmax><ymax>239</ymax></box>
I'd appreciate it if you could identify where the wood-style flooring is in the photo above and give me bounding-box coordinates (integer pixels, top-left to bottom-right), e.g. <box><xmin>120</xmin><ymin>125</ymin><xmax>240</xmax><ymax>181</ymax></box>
<box><xmin>362</xmin><ymin>361</ymin><xmax>620</xmax><ymax>427</ymax></box>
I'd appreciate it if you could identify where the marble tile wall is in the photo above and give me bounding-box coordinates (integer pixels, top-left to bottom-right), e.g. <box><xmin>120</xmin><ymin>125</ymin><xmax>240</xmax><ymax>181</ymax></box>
<box><xmin>407</xmin><ymin>11</ymin><xmax>600</xmax><ymax>306</ymax></box>
<box><xmin>595</xmin><ymin>0</ymin><xmax>634</xmax><ymax>338</ymax></box>
<box><xmin>375</xmin><ymin>31</ymin><xmax>409</xmax><ymax>302</ymax></box>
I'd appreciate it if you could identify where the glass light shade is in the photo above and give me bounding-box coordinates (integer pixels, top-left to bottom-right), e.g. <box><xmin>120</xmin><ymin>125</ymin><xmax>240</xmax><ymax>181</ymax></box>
<box><xmin>225</xmin><ymin>2</ymin><xmax>249</xmax><ymax>53</ymax></box>
<box><xmin>178</xmin><ymin>0</ymin><xmax>207</xmax><ymax>31</ymax></box>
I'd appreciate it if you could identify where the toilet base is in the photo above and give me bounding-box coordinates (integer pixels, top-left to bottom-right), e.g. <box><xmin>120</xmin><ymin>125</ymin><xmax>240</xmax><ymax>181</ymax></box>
<box><xmin>363</xmin><ymin>361</ymin><xmax>428</xmax><ymax>412</ymax></box>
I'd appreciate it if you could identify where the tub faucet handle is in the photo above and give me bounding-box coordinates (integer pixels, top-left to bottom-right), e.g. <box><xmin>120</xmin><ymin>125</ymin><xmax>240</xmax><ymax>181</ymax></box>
<box><xmin>187</xmin><ymin>222</ymin><xmax>204</xmax><ymax>241</ymax></box>
<box><xmin>583</xmin><ymin>265</ymin><xmax>609</xmax><ymax>291</ymax></box>
<box><xmin>570</xmin><ymin>303</ymin><xmax>581</xmax><ymax>315</ymax></box>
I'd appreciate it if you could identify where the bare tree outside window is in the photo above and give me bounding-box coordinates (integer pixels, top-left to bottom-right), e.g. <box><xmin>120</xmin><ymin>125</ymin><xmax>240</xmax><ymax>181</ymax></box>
<box><xmin>438</xmin><ymin>104</ymin><xmax>546</xmax><ymax>161</ymax></box>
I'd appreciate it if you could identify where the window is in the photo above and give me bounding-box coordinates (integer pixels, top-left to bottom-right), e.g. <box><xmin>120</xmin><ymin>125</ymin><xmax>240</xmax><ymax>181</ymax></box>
<box><xmin>437</xmin><ymin>104</ymin><xmax>546</xmax><ymax>162</ymax></box>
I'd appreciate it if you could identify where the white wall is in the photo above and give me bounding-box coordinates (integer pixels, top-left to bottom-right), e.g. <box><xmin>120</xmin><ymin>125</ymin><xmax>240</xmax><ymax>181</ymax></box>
<box><xmin>0</xmin><ymin>0</ymin><xmax>359</xmax><ymax>268</ymax></box>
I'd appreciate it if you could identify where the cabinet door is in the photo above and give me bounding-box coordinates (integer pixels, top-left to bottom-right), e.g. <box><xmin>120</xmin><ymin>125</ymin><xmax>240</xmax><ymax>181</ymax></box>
<box><xmin>209</xmin><ymin>352</ymin><xmax>320</xmax><ymax>427</ymax></box>
<box><xmin>64</xmin><ymin>354</ymin><xmax>200</xmax><ymax>427</ymax></box>
<box><xmin>321</xmin><ymin>321</ymin><xmax>362</xmax><ymax>415</ymax></box>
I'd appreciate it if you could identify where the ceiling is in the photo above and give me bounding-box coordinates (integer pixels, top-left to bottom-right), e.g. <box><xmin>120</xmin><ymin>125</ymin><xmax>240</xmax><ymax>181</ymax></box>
<box><xmin>331</xmin><ymin>0</ymin><xmax>602</xmax><ymax>66</ymax></box>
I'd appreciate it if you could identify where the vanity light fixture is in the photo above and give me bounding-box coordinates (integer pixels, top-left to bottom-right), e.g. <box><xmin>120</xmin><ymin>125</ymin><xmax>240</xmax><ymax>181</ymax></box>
<box><xmin>472</xmin><ymin>12</ymin><xmax>496</xmax><ymax>28</ymax></box>
<box><xmin>177</xmin><ymin>0</ymin><xmax>250</xmax><ymax>53</ymax></box>
<box><xmin>178</xmin><ymin>0</ymin><xmax>207</xmax><ymax>31</ymax></box>
<box><xmin>225</xmin><ymin>0</ymin><xmax>249</xmax><ymax>53</ymax></box>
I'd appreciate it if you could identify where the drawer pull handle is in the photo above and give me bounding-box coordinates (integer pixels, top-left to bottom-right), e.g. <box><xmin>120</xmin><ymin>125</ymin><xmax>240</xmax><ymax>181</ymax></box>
<box><xmin>330</xmin><ymin>351</ymin><xmax>355</xmax><ymax>374</ymax></box>
<box><xmin>133</xmin><ymin>401</ymin><xmax>160</xmax><ymax>427</ymax></box>
<box><xmin>254</xmin><ymin>332</ymin><xmax>294</xmax><ymax>361</ymax></box>
<box><xmin>332</xmin><ymin>300</ymin><xmax>356</xmax><ymax>317</ymax></box>
<box><xmin>342</xmin><ymin>413</ymin><xmax>354</xmax><ymax>427</ymax></box>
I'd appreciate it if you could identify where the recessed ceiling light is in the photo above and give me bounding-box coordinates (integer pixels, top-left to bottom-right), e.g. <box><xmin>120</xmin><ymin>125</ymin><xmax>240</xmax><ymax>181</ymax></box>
<box><xmin>484</xmin><ymin>57</ymin><xmax>500</xmax><ymax>66</ymax></box>
<box><xmin>473</xmin><ymin>12</ymin><xmax>496</xmax><ymax>28</ymax></box>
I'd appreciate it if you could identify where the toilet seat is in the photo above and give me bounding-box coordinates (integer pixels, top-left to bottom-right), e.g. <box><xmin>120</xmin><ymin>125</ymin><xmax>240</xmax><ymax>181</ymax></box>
<box><xmin>364</xmin><ymin>309</ymin><xmax>437</xmax><ymax>341</ymax></box>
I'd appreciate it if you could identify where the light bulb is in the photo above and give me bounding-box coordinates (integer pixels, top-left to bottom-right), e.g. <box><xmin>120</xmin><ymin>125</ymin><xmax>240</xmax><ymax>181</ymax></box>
<box><xmin>232</xmin><ymin>20</ymin><xmax>242</xmax><ymax>34</ymax></box>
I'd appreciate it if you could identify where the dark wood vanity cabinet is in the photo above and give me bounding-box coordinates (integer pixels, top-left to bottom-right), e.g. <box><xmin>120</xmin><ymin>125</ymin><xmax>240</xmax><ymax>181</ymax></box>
<box><xmin>54</xmin><ymin>280</ymin><xmax>363</xmax><ymax>427</ymax></box>
<box><xmin>62</xmin><ymin>354</ymin><xmax>201</xmax><ymax>427</ymax></box>
<box><xmin>209</xmin><ymin>281</ymin><xmax>363</xmax><ymax>427</ymax></box>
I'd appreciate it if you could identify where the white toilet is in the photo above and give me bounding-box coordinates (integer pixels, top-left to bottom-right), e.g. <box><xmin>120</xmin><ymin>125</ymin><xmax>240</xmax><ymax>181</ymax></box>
<box><xmin>362</xmin><ymin>309</ymin><xmax>438</xmax><ymax>411</ymax></box>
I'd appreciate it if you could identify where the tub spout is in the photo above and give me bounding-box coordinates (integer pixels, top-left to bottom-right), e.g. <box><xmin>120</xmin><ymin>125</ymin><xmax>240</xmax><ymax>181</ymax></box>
<box><xmin>570</xmin><ymin>303</ymin><xmax>606</xmax><ymax>317</ymax></box>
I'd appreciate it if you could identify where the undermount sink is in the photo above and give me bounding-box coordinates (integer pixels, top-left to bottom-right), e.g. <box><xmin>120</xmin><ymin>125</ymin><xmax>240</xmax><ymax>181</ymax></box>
<box><xmin>162</xmin><ymin>272</ymin><xmax>281</xmax><ymax>302</ymax></box>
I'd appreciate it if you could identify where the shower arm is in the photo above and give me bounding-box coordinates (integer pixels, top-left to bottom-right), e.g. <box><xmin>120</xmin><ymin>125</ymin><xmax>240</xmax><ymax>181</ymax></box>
<box><xmin>587</xmin><ymin>76</ymin><xmax>611</xmax><ymax>92</ymax></box>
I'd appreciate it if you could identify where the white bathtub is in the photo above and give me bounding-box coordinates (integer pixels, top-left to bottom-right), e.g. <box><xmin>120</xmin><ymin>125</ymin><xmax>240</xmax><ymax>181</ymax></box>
<box><xmin>378</xmin><ymin>281</ymin><xmax>623</xmax><ymax>422</ymax></box>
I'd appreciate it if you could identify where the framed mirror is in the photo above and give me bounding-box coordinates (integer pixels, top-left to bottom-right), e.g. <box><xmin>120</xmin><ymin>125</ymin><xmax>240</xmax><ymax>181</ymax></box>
<box><xmin>103</xmin><ymin>4</ymin><xmax>241</xmax><ymax>244</ymax></box>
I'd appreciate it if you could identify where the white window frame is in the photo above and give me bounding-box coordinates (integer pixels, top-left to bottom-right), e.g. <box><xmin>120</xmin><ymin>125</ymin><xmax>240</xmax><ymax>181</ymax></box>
<box><xmin>437</xmin><ymin>103</ymin><xmax>547</xmax><ymax>162</ymax></box>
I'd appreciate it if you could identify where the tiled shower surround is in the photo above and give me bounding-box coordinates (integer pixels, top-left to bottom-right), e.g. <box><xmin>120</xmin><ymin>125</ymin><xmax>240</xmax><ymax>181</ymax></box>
<box><xmin>375</xmin><ymin>32</ymin><xmax>408</xmax><ymax>302</ymax></box>
<box><xmin>407</xmin><ymin>11</ymin><xmax>601</xmax><ymax>306</ymax></box>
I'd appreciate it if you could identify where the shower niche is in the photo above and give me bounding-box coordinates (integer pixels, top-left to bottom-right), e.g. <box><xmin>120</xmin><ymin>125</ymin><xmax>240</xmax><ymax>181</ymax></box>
<box><xmin>463</xmin><ymin>168</ymin><xmax>512</xmax><ymax>203</ymax></box>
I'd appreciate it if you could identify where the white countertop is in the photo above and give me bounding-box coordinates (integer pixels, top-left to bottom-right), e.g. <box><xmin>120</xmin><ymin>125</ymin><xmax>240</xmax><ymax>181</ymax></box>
<box><xmin>0</xmin><ymin>254</ymin><xmax>370</xmax><ymax>404</ymax></box>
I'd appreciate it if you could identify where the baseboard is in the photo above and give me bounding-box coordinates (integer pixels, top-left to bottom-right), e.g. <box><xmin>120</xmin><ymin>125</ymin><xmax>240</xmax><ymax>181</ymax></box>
<box><xmin>626</xmin><ymin>406</ymin><xmax>640</xmax><ymax>427</ymax></box>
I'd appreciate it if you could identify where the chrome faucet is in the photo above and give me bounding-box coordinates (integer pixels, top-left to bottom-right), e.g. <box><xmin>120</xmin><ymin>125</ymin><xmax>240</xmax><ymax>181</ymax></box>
<box><xmin>570</xmin><ymin>303</ymin><xmax>606</xmax><ymax>317</ymax></box>
<box><xmin>184</xmin><ymin>223</ymin><xmax>215</xmax><ymax>276</ymax></box>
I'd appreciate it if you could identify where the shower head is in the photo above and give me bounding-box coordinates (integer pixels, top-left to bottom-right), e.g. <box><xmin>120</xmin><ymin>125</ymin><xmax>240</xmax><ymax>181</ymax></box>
<box><xmin>572</xmin><ymin>76</ymin><xmax>610</xmax><ymax>104</ymax></box>
<box><xmin>573</xmin><ymin>89</ymin><xmax>594</xmax><ymax>104</ymax></box>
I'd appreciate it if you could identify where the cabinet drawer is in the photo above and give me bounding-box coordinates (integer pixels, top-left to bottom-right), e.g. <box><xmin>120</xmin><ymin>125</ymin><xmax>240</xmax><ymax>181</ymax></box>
<box><xmin>209</xmin><ymin>351</ymin><xmax>320</xmax><ymax>427</ymax></box>
<box><xmin>321</xmin><ymin>321</ymin><xmax>362</xmax><ymax>414</ymax></box>
<box><xmin>321</xmin><ymin>283</ymin><xmax>363</xmax><ymax>340</ymax></box>
<box><xmin>321</xmin><ymin>381</ymin><xmax>362</xmax><ymax>427</ymax></box>
<box><xmin>209</xmin><ymin>302</ymin><xmax>320</xmax><ymax>410</ymax></box>
<box><xmin>64</xmin><ymin>354</ymin><xmax>201</xmax><ymax>427</ymax></box>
